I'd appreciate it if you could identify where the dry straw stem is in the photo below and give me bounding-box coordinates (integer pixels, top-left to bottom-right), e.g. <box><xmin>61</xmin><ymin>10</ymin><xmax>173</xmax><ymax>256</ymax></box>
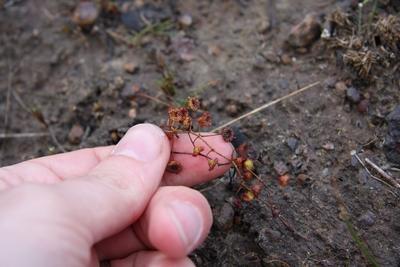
<box><xmin>212</xmin><ymin>81</ymin><xmax>321</xmax><ymax>132</ymax></box>
<box><xmin>351</xmin><ymin>150</ymin><xmax>398</xmax><ymax>196</ymax></box>
<box><xmin>364</xmin><ymin>157</ymin><xmax>400</xmax><ymax>189</ymax></box>
<box><xmin>0</xmin><ymin>132</ymin><xmax>49</xmax><ymax>139</ymax></box>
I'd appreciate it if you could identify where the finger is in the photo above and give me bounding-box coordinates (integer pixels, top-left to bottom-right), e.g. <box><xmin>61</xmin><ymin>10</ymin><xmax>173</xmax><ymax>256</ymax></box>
<box><xmin>96</xmin><ymin>186</ymin><xmax>212</xmax><ymax>260</ymax></box>
<box><xmin>52</xmin><ymin>123</ymin><xmax>171</xmax><ymax>242</ymax></box>
<box><xmin>0</xmin><ymin>133</ymin><xmax>233</xmax><ymax>189</ymax></box>
<box><xmin>0</xmin><ymin>146</ymin><xmax>112</xmax><ymax>190</ymax></box>
<box><xmin>96</xmin><ymin>227</ymin><xmax>146</xmax><ymax>260</ymax></box>
<box><xmin>163</xmin><ymin>133</ymin><xmax>233</xmax><ymax>186</ymax></box>
<box><xmin>110</xmin><ymin>251</ymin><xmax>194</xmax><ymax>267</ymax></box>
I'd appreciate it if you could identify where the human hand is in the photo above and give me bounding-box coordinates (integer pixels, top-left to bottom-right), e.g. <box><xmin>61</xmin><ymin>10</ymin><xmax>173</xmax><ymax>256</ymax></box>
<box><xmin>0</xmin><ymin>124</ymin><xmax>233</xmax><ymax>267</ymax></box>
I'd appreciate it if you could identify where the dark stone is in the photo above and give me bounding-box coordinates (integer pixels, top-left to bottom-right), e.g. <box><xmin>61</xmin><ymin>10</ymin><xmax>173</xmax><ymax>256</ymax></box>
<box><xmin>286</xmin><ymin>14</ymin><xmax>322</xmax><ymax>48</ymax></box>
<box><xmin>384</xmin><ymin>106</ymin><xmax>400</xmax><ymax>164</ymax></box>
<box><xmin>287</xmin><ymin>137</ymin><xmax>299</xmax><ymax>152</ymax></box>
<box><xmin>274</xmin><ymin>161</ymin><xmax>289</xmax><ymax>176</ymax></box>
<box><xmin>231</xmin><ymin>126</ymin><xmax>247</xmax><ymax>148</ymax></box>
<box><xmin>358</xmin><ymin>211</ymin><xmax>376</xmax><ymax>228</ymax></box>
<box><xmin>346</xmin><ymin>87</ymin><xmax>361</xmax><ymax>103</ymax></box>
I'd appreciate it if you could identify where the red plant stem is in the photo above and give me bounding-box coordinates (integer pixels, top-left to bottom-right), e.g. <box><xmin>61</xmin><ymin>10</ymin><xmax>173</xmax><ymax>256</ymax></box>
<box><xmin>171</xmin><ymin>151</ymin><xmax>231</xmax><ymax>167</ymax></box>
<box><xmin>189</xmin><ymin>131</ymin><xmax>232</xmax><ymax>162</ymax></box>
<box><xmin>248</xmin><ymin>169</ymin><xmax>268</xmax><ymax>187</ymax></box>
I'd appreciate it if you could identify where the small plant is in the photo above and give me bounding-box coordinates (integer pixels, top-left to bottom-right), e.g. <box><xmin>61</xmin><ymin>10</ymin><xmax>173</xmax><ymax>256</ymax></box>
<box><xmin>162</xmin><ymin>96</ymin><xmax>267</xmax><ymax>202</ymax></box>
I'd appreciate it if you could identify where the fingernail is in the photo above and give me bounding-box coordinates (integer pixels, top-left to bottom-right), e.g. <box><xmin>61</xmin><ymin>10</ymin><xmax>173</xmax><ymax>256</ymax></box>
<box><xmin>112</xmin><ymin>124</ymin><xmax>165</xmax><ymax>162</ymax></box>
<box><xmin>168</xmin><ymin>201</ymin><xmax>203</xmax><ymax>252</ymax></box>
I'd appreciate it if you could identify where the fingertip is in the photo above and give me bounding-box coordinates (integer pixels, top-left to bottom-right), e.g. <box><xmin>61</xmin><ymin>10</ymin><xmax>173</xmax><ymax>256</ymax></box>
<box><xmin>137</xmin><ymin>186</ymin><xmax>212</xmax><ymax>258</ymax></box>
<box><xmin>163</xmin><ymin>133</ymin><xmax>234</xmax><ymax>186</ymax></box>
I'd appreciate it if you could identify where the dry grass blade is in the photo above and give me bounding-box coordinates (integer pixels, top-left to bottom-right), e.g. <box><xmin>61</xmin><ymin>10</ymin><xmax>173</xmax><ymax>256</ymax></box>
<box><xmin>212</xmin><ymin>81</ymin><xmax>321</xmax><ymax>132</ymax></box>
<box><xmin>0</xmin><ymin>132</ymin><xmax>49</xmax><ymax>139</ymax></box>
<box><xmin>351</xmin><ymin>151</ymin><xmax>398</xmax><ymax>196</ymax></box>
<box><xmin>365</xmin><ymin>158</ymin><xmax>400</xmax><ymax>189</ymax></box>
<box><xmin>11</xmin><ymin>90</ymin><xmax>66</xmax><ymax>152</ymax></box>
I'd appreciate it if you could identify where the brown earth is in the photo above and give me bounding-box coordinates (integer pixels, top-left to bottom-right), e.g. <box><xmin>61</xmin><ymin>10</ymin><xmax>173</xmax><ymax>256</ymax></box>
<box><xmin>1</xmin><ymin>0</ymin><xmax>400</xmax><ymax>266</ymax></box>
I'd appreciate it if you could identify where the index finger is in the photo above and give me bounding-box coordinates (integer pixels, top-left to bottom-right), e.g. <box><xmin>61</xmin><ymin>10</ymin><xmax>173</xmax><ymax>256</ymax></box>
<box><xmin>1</xmin><ymin>132</ymin><xmax>233</xmax><ymax>187</ymax></box>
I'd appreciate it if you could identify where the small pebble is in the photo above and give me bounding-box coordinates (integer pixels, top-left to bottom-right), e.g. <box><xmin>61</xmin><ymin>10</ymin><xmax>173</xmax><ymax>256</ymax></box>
<box><xmin>357</xmin><ymin>99</ymin><xmax>369</xmax><ymax>113</ymax></box>
<box><xmin>68</xmin><ymin>124</ymin><xmax>84</xmax><ymax>145</ymax></box>
<box><xmin>72</xmin><ymin>1</ymin><xmax>99</xmax><ymax>29</ymax></box>
<box><xmin>286</xmin><ymin>137</ymin><xmax>299</xmax><ymax>152</ymax></box>
<box><xmin>178</xmin><ymin>14</ymin><xmax>193</xmax><ymax>27</ymax></box>
<box><xmin>274</xmin><ymin>161</ymin><xmax>288</xmax><ymax>176</ymax></box>
<box><xmin>322</xmin><ymin>142</ymin><xmax>335</xmax><ymax>151</ymax></box>
<box><xmin>297</xmin><ymin>173</ymin><xmax>310</xmax><ymax>186</ymax></box>
<box><xmin>286</xmin><ymin>14</ymin><xmax>322</xmax><ymax>48</ymax></box>
<box><xmin>281</xmin><ymin>54</ymin><xmax>292</xmax><ymax>65</ymax></box>
<box><xmin>258</xmin><ymin>20</ymin><xmax>271</xmax><ymax>34</ymax></box>
<box><xmin>358</xmin><ymin>211</ymin><xmax>376</xmax><ymax>228</ymax></box>
<box><xmin>128</xmin><ymin>108</ymin><xmax>137</xmax><ymax>118</ymax></box>
<box><xmin>322</xmin><ymin>168</ymin><xmax>330</xmax><ymax>177</ymax></box>
<box><xmin>335</xmin><ymin>81</ymin><xmax>347</xmax><ymax>94</ymax></box>
<box><xmin>225</xmin><ymin>103</ymin><xmax>239</xmax><ymax>116</ymax></box>
<box><xmin>346</xmin><ymin>87</ymin><xmax>361</xmax><ymax>103</ymax></box>
<box><xmin>123</xmin><ymin>62</ymin><xmax>138</xmax><ymax>74</ymax></box>
<box><xmin>208</xmin><ymin>44</ymin><xmax>222</xmax><ymax>56</ymax></box>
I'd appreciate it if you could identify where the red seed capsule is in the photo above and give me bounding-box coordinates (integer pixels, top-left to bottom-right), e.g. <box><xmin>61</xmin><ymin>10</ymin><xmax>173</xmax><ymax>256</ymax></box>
<box><xmin>278</xmin><ymin>174</ymin><xmax>290</xmax><ymax>187</ymax></box>
<box><xmin>243</xmin><ymin>171</ymin><xmax>253</xmax><ymax>181</ymax></box>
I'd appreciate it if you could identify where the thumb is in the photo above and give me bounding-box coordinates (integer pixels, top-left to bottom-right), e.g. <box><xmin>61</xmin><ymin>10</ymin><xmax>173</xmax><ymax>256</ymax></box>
<box><xmin>54</xmin><ymin>123</ymin><xmax>170</xmax><ymax>242</ymax></box>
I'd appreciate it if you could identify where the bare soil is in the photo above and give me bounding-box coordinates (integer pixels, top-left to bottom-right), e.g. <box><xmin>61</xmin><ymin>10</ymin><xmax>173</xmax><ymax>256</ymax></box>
<box><xmin>1</xmin><ymin>0</ymin><xmax>400</xmax><ymax>266</ymax></box>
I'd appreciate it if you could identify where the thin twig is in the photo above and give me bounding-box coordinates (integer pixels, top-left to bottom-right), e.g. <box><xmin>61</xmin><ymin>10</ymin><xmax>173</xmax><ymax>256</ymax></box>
<box><xmin>11</xmin><ymin>90</ymin><xmax>66</xmax><ymax>153</ymax></box>
<box><xmin>351</xmin><ymin>151</ymin><xmax>398</xmax><ymax>196</ymax></box>
<box><xmin>365</xmin><ymin>158</ymin><xmax>400</xmax><ymax>189</ymax></box>
<box><xmin>212</xmin><ymin>81</ymin><xmax>321</xmax><ymax>132</ymax></box>
<box><xmin>48</xmin><ymin>126</ymin><xmax>66</xmax><ymax>153</ymax></box>
<box><xmin>106</xmin><ymin>30</ymin><xmax>133</xmax><ymax>46</ymax></box>
<box><xmin>0</xmin><ymin>132</ymin><xmax>49</xmax><ymax>139</ymax></box>
<box><xmin>136</xmin><ymin>92</ymin><xmax>170</xmax><ymax>107</ymax></box>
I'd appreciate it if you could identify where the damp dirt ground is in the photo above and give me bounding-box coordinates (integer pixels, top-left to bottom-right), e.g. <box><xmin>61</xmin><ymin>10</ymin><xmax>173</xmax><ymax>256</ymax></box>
<box><xmin>1</xmin><ymin>1</ymin><xmax>400</xmax><ymax>266</ymax></box>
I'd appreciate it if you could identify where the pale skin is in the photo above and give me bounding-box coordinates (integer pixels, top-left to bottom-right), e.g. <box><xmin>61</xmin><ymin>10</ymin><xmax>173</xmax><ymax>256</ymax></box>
<box><xmin>0</xmin><ymin>124</ymin><xmax>233</xmax><ymax>267</ymax></box>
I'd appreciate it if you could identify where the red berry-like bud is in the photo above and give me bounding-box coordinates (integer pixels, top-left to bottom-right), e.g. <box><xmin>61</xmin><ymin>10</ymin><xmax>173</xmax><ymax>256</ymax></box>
<box><xmin>243</xmin><ymin>171</ymin><xmax>253</xmax><ymax>180</ymax></box>
<box><xmin>278</xmin><ymin>174</ymin><xmax>290</xmax><ymax>187</ymax></box>
<box><xmin>233</xmin><ymin>157</ymin><xmax>245</xmax><ymax>168</ymax></box>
